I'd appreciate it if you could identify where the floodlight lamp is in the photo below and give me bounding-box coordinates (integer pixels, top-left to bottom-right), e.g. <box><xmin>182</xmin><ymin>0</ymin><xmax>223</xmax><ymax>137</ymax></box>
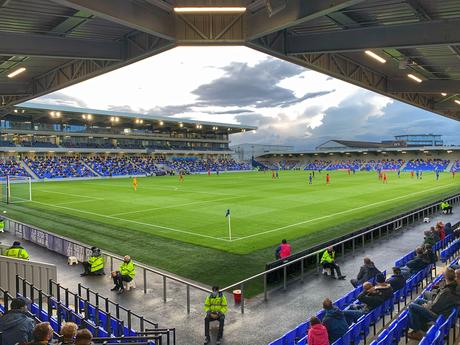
<box><xmin>364</xmin><ymin>50</ymin><xmax>386</xmax><ymax>63</ymax></box>
<box><xmin>455</xmin><ymin>100</ymin><xmax>460</xmax><ymax>105</ymax></box>
<box><xmin>8</xmin><ymin>67</ymin><xmax>26</xmax><ymax>78</ymax></box>
<box><xmin>407</xmin><ymin>74</ymin><xmax>422</xmax><ymax>83</ymax></box>
<box><xmin>174</xmin><ymin>6</ymin><xmax>246</xmax><ymax>13</ymax></box>
<box><xmin>441</xmin><ymin>93</ymin><xmax>447</xmax><ymax>96</ymax></box>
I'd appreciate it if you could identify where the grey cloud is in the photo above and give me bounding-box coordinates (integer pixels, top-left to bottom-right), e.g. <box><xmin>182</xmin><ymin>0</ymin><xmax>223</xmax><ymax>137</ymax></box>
<box><xmin>193</xmin><ymin>58</ymin><xmax>333</xmax><ymax>108</ymax></box>
<box><xmin>34</xmin><ymin>92</ymin><xmax>87</xmax><ymax>108</ymax></box>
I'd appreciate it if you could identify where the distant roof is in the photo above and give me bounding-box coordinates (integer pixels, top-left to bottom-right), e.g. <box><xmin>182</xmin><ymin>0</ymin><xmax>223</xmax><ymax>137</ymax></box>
<box><xmin>320</xmin><ymin>140</ymin><xmax>383</xmax><ymax>148</ymax></box>
<box><xmin>16</xmin><ymin>102</ymin><xmax>257</xmax><ymax>131</ymax></box>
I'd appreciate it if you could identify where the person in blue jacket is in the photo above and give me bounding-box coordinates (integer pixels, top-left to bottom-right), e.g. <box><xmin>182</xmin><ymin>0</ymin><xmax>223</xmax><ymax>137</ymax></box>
<box><xmin>321</xmin><ymin>298</ymin><xmax>349</xmax><ymax>343</ymax></box>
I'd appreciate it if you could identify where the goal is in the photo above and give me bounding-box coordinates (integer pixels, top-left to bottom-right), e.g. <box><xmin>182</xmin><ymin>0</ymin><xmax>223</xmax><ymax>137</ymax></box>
<box><xmin>0</xmin><ymin>176</ymin><xmax>32</xmax><ymax>203</ymax></box>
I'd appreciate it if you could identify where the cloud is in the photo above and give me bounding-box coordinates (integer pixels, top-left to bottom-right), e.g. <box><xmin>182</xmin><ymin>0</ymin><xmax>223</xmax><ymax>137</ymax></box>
<box><xmin>192</xmin><ymin>58</ymin><xmax>334</xmax><ymax>108</ymax></box>
<box><xmin>33</xmin><ymin>92</ymin><xmax>87</xmax><ymax>108</ymax></box>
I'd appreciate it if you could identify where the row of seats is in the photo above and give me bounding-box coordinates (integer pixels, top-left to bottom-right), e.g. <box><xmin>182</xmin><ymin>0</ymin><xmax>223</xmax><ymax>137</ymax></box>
<box><xmin>24</xmin><ymin>157</ymin><xmax>95</xmax><ymax>179</ymax></box>
<box><xmin>269</xmin><ymin>233</ymin><xmax>453</xmax><ymax>345</ymax></box>
<box><xmin>440</xmin><ymin>237</ymin><xmax>460</xmax><ymax>263</ymax></box>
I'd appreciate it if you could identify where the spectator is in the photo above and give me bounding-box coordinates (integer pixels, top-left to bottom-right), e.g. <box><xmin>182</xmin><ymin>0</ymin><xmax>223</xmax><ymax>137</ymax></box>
<box><xmin>435</xmin><ymin>222</ymin><xmax>445</xmax><ymax>241</ymax></box>
<box><xmin>59</xmin><ymin>322</ymin><xmax>78</xmax><ymax>345</ymax></box>
<box><xmin>74</xmin><ymin>329</ymin><xmax>93</xmax><ymax>345</ymax></box>
<box><xmin>431</xmin><ymin>226</ymin><xmax>440</xmax><ymax>242</ymax></box>
<box><xmin>386</xmin><ymin>267</ymin><xmax>406</xmax><ymax>291</ymax></box>
<box><xmin>343</xmin><ymin>282</ymin><xmax>384</xmax><ymax>323</ymax></box>
<box><xmin>423</xmin><ymin>268</ymin><xmax>454</xmax><ymax>301</ymax></box>
<box><xmin>204</xmin><ymin>286</ymin><xmax>227</xmax><ymax>345</ymax></box>
<box><xmin>423</xmin><ymin>230</ymin><xmax>436</xmax><ymax>246</ymax></box>
<box><xmin>320</xmin><ymin>247</ymin><xmax>346</xmax><ymax>280</ymax></box>
<box><xmin>400</xmin><ymin>247</ymin><xmax>428</xmax><ymax>278</ymax></box>
<box><xmin>28</xmin><ymin>322</ymin><xmax>53</xmax><ymax>345</ymax></box>
<box><xmin>444</xmin><ymin>222</ymin><xmax>453</xmax><ymax>236</ymax></box>
<box><xmin>321</xmin><ymin>298</ymin><xmax>348</xmax><ymax>343</ymax></box>
<box><xmin>0</xmin><ymin>217</ymin><xmax>4</xmax><ymax>233</ymax></box>
<box><xmin>81</xmin><ymin>247</ymin><xmax>104</xmax><ymax>276</ymax></box>
<box><xmin>111</xmin><ymin>255</ymin><xmax>135</xmax><ymax>293</ymax></box>
<box><xmin>374</xmin><ymin>274</ymin><xmax>393</xmax><ymax>300</ymax></box>
<box><xmin>275</xmin><ymin>239</ymin><xmax>291</xmax><ymax>260</ymax></box>
<box><xmin>440</xmin><ymin>200</ymin><xmax>453</xmax><ymax>214</ymax></box>
<box><xmin>0</xmin><ymin>298</ymin><xmax>35</xmax><ymax>345</ymax></box>
<box><xmin>3</xmin><ymin>241</ymin><xmax>29</xmax><ymax>260</ymax></box>
<box><xmin>407</xmin><ymin>269</ymin><xmax>460</xmax><ymax>340</ymax></box>
<box><xmin>422</xmin><ymin>244</ymin><xmax>437</xmax><ymax>265</ymax></box>
<box><xmin>350</xmin><ymin>257</ymin><xmax>381</xmax><ymax>287</ymax></box>
<box><xmin>307</xmin><ymin>317</ymin><xmax>329</xmax><ymax>345</ymax></box>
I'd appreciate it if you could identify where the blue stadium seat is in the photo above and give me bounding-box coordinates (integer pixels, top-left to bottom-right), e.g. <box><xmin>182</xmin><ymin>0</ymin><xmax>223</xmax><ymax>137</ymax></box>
<box><xmin>294</xmin><ymin>322</ymin><xmax>308</xmax><ymax>340</ymax></box>
<box><xmin>282</xmin><ymin>329</ymin><xmax>297</xmax><ymax>345</ymax></box>
<box><xmin>296</xmin><ymin>336</ymin><xmax>307</xmax><ymax>345</ymax></box>
<box><xmin>268</xmin><ymin>337</ymin><xmax>283</xmax><ymax>345</ymax></box>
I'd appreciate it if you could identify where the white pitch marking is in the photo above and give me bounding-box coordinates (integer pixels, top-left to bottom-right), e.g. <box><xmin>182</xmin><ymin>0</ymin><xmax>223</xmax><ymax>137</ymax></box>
<box><xmin>30</xmin><ymin>200</ymin><xmax>231</xmax><ymax>242</ymax></box>
<box><xmin>231</xmin><ymin>183</ymin><xmax>456</xmax><ymax>242</ymax></box>
<box><xmin>38</xmin><ymin>189</ymin><xmax>104</xmax><ymax>200</ymax></box>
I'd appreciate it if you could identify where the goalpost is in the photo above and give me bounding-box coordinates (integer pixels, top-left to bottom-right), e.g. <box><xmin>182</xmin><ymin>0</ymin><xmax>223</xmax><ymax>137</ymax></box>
<box><xmin>0</xmin><ymin>176</ymin><xmax>32</xmax><ymax>204</ymax></box>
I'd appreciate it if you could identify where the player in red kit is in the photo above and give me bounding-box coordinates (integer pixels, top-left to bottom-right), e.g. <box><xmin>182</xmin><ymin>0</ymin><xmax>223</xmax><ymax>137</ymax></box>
<box><xmin>383</xmin><ymin>173</ymin><xmax>388</xmax><ymax>184</ymax></box>
<box><xmin>326</xmin><ymin>173</ymin><xmax>330</xmax><ymax>184</ymax></box>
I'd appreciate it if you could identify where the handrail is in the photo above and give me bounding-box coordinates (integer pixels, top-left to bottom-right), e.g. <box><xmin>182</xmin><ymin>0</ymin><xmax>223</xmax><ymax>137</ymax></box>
<box><xmin>6</xmin><ymin>193</ymin><xmax>460</xmax><ymax>314</ymax></box>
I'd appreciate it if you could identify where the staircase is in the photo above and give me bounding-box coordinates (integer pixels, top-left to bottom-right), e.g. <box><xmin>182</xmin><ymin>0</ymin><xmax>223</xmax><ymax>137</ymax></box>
<box><xmin>399</xmin><ymin>161</ymin><xmax>408</xmax><ymax>171</ymax></box>
<box><xmin>80</xmin><ymin>160</ymin><xmax>101</xmax><ymax>177</ymax></box>
<box><xmin>445</xmin><ymin>160</ymin><xmax>455</xmax><ymax>172</ymax></box>
<box><xmin>251</xmin><ymin>158</ymin><xmax>268</xmax><ymax>170</ymax></box>
<box><xmin>19</xmin><ymin>160</ymin><xmax>39</xmax><ymax>180</ymax></box>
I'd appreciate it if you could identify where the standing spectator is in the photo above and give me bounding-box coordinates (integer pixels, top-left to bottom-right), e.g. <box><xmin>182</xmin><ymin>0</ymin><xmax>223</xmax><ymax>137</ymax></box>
<box><xmin>350</xmin><ymin>257</ymin><xmax>381</xmax><ymax>288</ymax></box>
<box><xmin>320</xmin><ymin>247</ymin><xmax>346</xmax><ymax>279</ymax></box>
<box><xmin>275</xmin><ymin>239</ymin><xmax>291</xmax><ymax>260</ymax></box>
<box><xmin>0</xmin><ymin>298</ymin><xmax>35</xmax><ymax>345</ymax></box>
<box><xmin>386</xmin><ymin>267</ymin><xmax>406</xmax><ymax>291</ymax></box>
<box><xmin>3</xmin><ymin>241</ymin><xmax>29</xmax><ymax>260</ymax></box>
<box><xmin>204</xmin><ymin>286</ymin><xmax>227</xmax><ymax>345</ymax></box>
<box><xmin>74</xmin><ymin>329</ymin><xmax>93</xmax><ymax>345</ymax></box>
<box><xmin>59</xmin><ymin>322</ymin><xmax>78</xmax><ymax>345</ymax></box>
<box><xmin>307</xmin><ymin>317</ymin><xmax>329</xmax><ymax>345</ymax></box>
<box><xmin>81</xmin><ymin>247</ymin><xmax>104</xmax><ymax>276</ymax></box>
<box><xmin>321</xmin><ymin>298</ymin><xmax>348</xmax><ymax>343</ymax></box>
<box><xmin>28</xmin><ymin>322</ymin><xmax>53</xmax><ymax>345</ymax></box>
<box><xmin>111</xmin><ymin>255</ymin><xmax>135</xmax><ymax>293</ymax></box>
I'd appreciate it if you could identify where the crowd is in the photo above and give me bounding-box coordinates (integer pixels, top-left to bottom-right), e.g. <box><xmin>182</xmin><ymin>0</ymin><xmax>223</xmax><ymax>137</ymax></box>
<box><xmin>363</xmin><ymin>159</ymin><xmax>404</xmax><ymax>171</ymax></box>
<box><xmin>83</xmin><ymin>157</ymin><xmax>146</xmax><ymax>176</ymax></box>
<box><xmin>0</xmin><ymin>160</ymin><xmax>29</xmax><ymax>177</ymax></box>
<box><xmin>166</xmin><ymin>158</ymin><xmax>251</xmax><ymax>173</ymax></box>
<box><xmin>404</xmin><ymin>159</ymin><xmax>450</xmax><ymax>172</ymax></box>
<box><xmin>24</xmin><ymin>157</ymin><xmax>95</xmax><ymax>179</ymax></box>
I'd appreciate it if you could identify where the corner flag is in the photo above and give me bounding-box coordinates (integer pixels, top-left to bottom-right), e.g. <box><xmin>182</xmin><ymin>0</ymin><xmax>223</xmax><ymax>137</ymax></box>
<box><xmin>225</xmin><ymin>209</ymin><xmax>231</xmax><ymax>240</ymax></box>
<box><xmin>225</xmin><ymin>209</ymin><xmax>230</xmax><ymax>217</ymax></box>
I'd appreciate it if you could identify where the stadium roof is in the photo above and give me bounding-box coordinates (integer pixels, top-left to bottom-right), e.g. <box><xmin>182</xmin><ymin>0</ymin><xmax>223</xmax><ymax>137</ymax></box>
<box><xmin>1</xmin><ymin>0</ymin><xmax>460</xmax><ymax>120</ymax></box>
<box><xmin>320</xmin><ymin>140</ymin><xmax>383</xmax><ymax>149</ymax></box>
<box><xmin>8</xmin><ymin>102</ymin><xmax>257</xmax><ymax>132</ymax></box>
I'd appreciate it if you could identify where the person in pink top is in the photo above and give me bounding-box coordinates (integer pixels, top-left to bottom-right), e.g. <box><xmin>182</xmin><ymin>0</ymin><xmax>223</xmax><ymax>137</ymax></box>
<box><xmin>275</xmin><ymin>239</ymin><xmax>291</xmax><ymax>260</ymax></box>
<box><xmin>307</xmin><ymin>316</ymin><xmax>330</xmax><ymax>345</ymax></box>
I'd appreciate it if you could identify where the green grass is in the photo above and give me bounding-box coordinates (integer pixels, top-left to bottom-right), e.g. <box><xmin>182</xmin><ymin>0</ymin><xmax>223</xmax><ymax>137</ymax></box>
<box><xmin>3</xmin><ymin>171</ymin><xmax>459</xmax><ymax>291</ymax></box>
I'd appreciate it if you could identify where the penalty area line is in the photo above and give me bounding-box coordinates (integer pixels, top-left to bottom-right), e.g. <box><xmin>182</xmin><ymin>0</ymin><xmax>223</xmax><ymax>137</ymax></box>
<box><xmin>30</xmin><ymin>200</ymin><xmax>231</xmax><ymax>242</ymax></box>
<box><xmin>232</xmin><ymin>183</ymin><xmax>456</xmax><ymax>242</ymax></box>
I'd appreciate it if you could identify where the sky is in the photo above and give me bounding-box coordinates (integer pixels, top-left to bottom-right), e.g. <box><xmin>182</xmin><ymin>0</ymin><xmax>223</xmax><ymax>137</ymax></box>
<box><xmin>32</xmin><ymin>46</ymin><xmax>460</xmax><ymax>150</ymax></box>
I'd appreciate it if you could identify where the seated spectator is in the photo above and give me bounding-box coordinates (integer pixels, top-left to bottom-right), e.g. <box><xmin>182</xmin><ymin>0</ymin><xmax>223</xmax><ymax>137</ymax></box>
<box><xmin>4</xmin><ymin>241</ymin><xmax>29</xmax><ymax>260</ymax></box>
<box><xmin>59</xmin><ymin>322</ymin><xmax>78</xmax><ymax>345</ymax></box>
<box><xmin>111</xmin><ymin>255</ymin><xmax>135</xmax><ymax>293</ymax></box>
<box><xmin>81</xmin><ymin>247</ymin><xmax>104</xmax><ymax>276</ymax></box>
<box><xmin>407</xmin><ymin>269</ymin><xmax>460</xmax><ymax>340</ymax></box>
<box><xmin>28</xmin><ymin>322</ymin><xmax>54</xmax><ymax>345</ymax></box>
<box><xmin>320</xmin><ymin>247</ymin><xmax>346</xmax><ymax>280</ymax></box>
<box><xmin>350</xmin><ymin>257</ymin><xmax>381</xmax><ymax>287</ymax></box>
<box><xmin>343</xmin><ymin>282</ymin><xmax>385</xmax><ymax>323</ymax></box>
<box><xmin>423</xmin><ymin>230</ymin><xmax>436</xmax><ymax>246</ymax></box>
<box><xmin>422</xmin><ymin>244</ymin><xmax>437</xmax><ymax>265</ymax></box>
<box><xmin>374</xmin><ymin>273</ymin><xmax>393</xmax><ymax>300</ymax></box>
<box><xmin>400</xmin><ymin>247</ymin><xmax>429</xmax><ymax>278</ymax></box>
<box><xmin>307</xmin><ymin>316</ymin><xmax>329</xmax><ymax>345</ymax></box>
<box><xmin>0</xmin><ymin>298</ymin><xmax>35</xmax><ymax>345</ymax></box>
<box><xmin>74</xmin><ymin>329</ymin><xmax>93</xmax><ymax>345</ymax></box>
<box><xmin>275</xmin><ymin>239</ymin><xmax>291</xmax><ymax>260</ymax></box>
<box><xmin>435</xmin><ymin>222</ymin><xmax>445</xmax><ymax>241</ymax></box>
<box><xmin>386</xmin><ymin>267</ymin><xmax>406</xmax><ymax>291</ymax></box>
<box><xmin>423</xmin><ymin>268</ymin><xmax>455</xmax><ymax>301</ymax></box>
<box><xmin>440</xmin><ymin>200</ymin><xmax>453</xmax><ymax>214</ymax></box>
<box><xmin>321</xmin><ymin>298</ymin><xmax>348</xmax><ymax>343</ymax></box>
<box><xmin>444</xmin><ymin>222</ymin><xmax>453</xmax><ymax>236</ymax></box>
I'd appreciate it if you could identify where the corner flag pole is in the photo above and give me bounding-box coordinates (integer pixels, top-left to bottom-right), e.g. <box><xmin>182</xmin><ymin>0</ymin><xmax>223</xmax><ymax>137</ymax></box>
<box><xmin>226</xmin><ymin>209</ymin><xmax>231</xmax><ymax>240</ymax></box>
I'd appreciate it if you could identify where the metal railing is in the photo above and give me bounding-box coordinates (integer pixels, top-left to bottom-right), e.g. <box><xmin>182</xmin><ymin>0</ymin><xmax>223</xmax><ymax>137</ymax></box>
<box><xmin>6</xmin><ymin>193</ymin><xmax>460</xmax><ymax>314</ymax></box>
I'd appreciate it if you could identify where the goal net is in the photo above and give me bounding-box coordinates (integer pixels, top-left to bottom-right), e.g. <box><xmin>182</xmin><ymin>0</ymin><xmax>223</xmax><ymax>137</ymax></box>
<box><xmin>0</xmin><ymin>176</ymin><xmax>32</xmax><ymax>203</ymax></box>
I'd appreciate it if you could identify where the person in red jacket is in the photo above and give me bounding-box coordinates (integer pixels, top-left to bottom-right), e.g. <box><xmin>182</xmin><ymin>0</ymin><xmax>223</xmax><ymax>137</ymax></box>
<box><xmin>275</xmin><ymin>239</ymin><xmax>291</xmax><ymax>260</ymax></box>
<box><xmin>307</xmin><ymin>316</ymin><xmax>330</xmax><ymax>345</ymax></box>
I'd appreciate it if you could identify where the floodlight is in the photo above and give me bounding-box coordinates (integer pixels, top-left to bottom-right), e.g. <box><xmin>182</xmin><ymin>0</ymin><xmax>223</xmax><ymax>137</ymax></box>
<box><xmin>174</xmin><ymin>7</ymin><xmax>246</xmax><ymax>13</ymax></box>
<box><xmin>407</xmin><ymin>74</ymin><xmax>422</xmax><ymax>83</ymax></box>
<box><xmin>8</xmin><ymin>67</ymin><xmax>26</xmax><ymax>78</ymax></box>
<box><xmin>364</xmin><ymin>50</ymin><xmax>386</xmax><ymax>63</ymax></box>
<box><xmin>441</xmin><ymin>93</ymin><xmax>447</xmax><ymax>96</ymax></box>
<box><xmin>455</xmin><ymin>100</ymin><xmax>460</xmax><ymax>105</ymax></box>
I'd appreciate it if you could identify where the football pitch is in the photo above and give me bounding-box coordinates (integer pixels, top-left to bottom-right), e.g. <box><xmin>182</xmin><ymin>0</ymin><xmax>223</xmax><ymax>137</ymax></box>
<box><xmin>3</xmin><ymin>170</ymin><xmax>460</xmax><ymax>288</ymax></box>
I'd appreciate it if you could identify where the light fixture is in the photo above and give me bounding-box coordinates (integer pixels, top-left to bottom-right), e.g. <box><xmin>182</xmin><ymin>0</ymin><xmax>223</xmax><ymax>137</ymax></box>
<box><xmin>455</xmin><ymin>100</ymin><xmax>460</xmax><ymax>105</ymax></box>
<box><xmin>13</xmin><ymin>109</ymin><xmax>18</xmax><ymax>113</ymax></box>
<box><xmin>174</xmin><ymin>7</ymin><xmax>246</xmax><ymax>13</ymax></box>
<box><xmin>159</xmin><ymin>121</ymin><xmax>164</xmax><ymax>126</ymax></box>
<box><xmin>407</xmin><ymin>74</ymin><xmax>422</xmax><ymax>83</ymax></box>
<box><xmin>8</xmin><ymin>67</ymin><xmax>26</xmax><ymax>78</ymax></box>
<box><xmin>135</xmin><ymin>119</ymin><xmax>143</xmax><ymax>124</ymax></box>
<box><xmin>447</xmin><ymin>150</ymin><xmax>453</xmax><ymax>153</ymax></box>
<box><xmin>179</xmin><ymin>123</ymin><xmax>183</xmax><ymax>128</ymax></box>
<box><xmin>364</xmin><ymin>50</ymin><xmax>386</xmax><ymax>64</ymax></box>
<box><xmin>441</xmin><ymin>92</ymin><xmax>447</xmax><ymax>96</ymax></box>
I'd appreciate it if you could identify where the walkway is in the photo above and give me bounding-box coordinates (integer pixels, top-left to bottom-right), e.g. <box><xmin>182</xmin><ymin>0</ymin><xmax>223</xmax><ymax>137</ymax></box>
<box><xmin>0</xmin><ymin>212</ymin><xmax>458</xmax><ymax>345</ymax></box>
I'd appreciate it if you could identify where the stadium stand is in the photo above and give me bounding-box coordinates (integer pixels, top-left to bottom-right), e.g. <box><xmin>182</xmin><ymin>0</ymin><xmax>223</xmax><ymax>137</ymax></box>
<box><xmin>304</xmin><ymin>160</ymin><xmax>331</xmax><ymax>171</ymax></box>
<box><xmin>0</xmin><ymin>159</ymin><xmax>30</xmax><ymax>177</ymax></box>
<box><xmin>363</xmin><ymin>160</ymin><xmax>404</xmax><ymax>171</ymax></box>
<box><xmin>403</xmin><ymin>159</ymin><xmax>450</xmax><ymax>172</ymax></box>
<box><xmin>325</xmin><ymin>160</ymin><xmax>363</xmax><ymax>171</ymax></box>
<box><xmin>83</xmin><ymin>157</ymin><xmax>147</xmax><ymax>176</ymax></box>
<box><xmin>451</xmin><ymin>161</ymin><xmax>460</xmax><ymax>172</ymax></box>
<box><xmin>24</xmin><ymin>157</ymin><xmax>95</xmax><ymax>179</ymax></box>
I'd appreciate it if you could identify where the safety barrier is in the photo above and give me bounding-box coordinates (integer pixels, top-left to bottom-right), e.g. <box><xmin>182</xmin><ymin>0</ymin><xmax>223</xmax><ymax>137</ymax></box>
<box><xmin>0</xmin><ymin>255</ymin><xmax>56</xmax><ymax>293</ymax></box>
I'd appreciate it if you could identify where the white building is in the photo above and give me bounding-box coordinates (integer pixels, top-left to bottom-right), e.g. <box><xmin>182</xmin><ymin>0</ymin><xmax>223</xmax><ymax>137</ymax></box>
<box><xmin>231</xmin><ymin>143</ymin><xmax>294</xmax><ymax>161</ymax></box>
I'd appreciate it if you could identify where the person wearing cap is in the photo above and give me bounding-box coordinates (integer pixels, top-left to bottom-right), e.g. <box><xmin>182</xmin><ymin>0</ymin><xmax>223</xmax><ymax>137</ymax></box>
<box><xmin>81</xmin><ymin>247</ymin><xmax>104</xmax><ymax>276</ymax></box>
<box><xmin>204</xmin><ymin>286</ymin><xmax>227</xmax><ymax>345</ymax></box>
<box><xmin>386</xmin><ymin>267</ymin><xmax>406</xmax><ymax>291</ymax></box>
<box><xmin>111</xmin><ymin>255</ymin><xmax>135</xmax><ymax>293</ymax></box>
<box><xmin>0</xmin><ymin>298</ymin><xmax>35</xmax><ymax>345</ymax></box>
<box><xmin>3</xmin><ymin>241</ymin><xmax>29</xmax><ymax>260</ymax></box>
